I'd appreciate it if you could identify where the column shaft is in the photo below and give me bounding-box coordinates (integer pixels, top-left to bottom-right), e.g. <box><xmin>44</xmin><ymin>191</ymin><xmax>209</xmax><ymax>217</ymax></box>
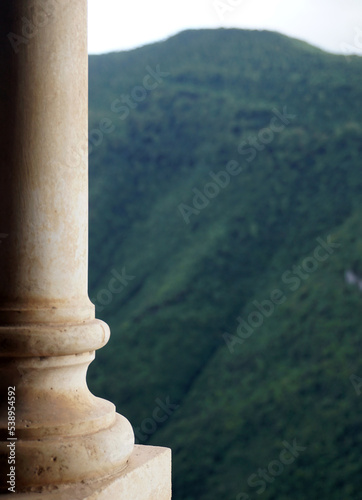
<box><xmin>0</xmin><ymin>0</ymin><xmax>91</xmax><ymax>323</ymax></box>
<box><xmin>0</xmin><ymin>1</ymin><xmax>134</xmax><ymax>495</ymax></box>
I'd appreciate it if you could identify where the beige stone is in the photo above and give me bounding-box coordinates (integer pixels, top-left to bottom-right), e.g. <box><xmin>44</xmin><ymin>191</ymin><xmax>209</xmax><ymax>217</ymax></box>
<box><xmin>0</xmin><ymin>1</ymin><xmax>171</xmax><ymax>497</ymax></box>
<box><xmin>0</xmin><ymin>447</ymin><xmax>171</xmax><ymax>500</ymax></box>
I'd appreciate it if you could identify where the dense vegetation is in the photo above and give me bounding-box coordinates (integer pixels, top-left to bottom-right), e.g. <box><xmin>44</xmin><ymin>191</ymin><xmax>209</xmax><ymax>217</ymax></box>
<box><xmin>87</xmin><ymin>29</ymin><xmax>362</xmax><ymax>499</ymax></box>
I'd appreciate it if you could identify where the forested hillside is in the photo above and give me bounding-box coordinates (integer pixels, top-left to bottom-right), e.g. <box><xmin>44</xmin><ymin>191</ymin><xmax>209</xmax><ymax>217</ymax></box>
<box><xmin>87</xmin><ymin>29</ymin><xmax>362</xmax><ymax>499</ymax></box>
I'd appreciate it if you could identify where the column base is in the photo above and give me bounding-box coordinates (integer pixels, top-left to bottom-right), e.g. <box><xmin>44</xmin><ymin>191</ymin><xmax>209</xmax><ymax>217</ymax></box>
<box><xmin>3</xmin><ymin>446</ymin><xmax>171</xmax><ymax>499</ymax></box>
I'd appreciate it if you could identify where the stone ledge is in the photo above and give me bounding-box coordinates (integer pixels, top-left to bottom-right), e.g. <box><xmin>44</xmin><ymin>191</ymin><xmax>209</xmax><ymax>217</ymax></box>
<box><xmin>4</xmin><ymin>446</ymin><xmax>172</xmax><ymax>499</ymax></box>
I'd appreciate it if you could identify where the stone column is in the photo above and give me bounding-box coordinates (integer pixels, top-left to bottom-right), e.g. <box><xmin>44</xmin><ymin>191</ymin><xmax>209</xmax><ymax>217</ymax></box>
<box><xmin>0</xmin><ymin>1</ymin><xmax>171</xmax><ymax>498</ymax></box>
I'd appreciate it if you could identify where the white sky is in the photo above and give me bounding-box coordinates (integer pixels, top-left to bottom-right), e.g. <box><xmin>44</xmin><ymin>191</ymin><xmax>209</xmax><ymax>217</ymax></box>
<box><xmin>88</xmin><ymin>0</ymin><xmax>362</xmax><ymax>56</ymax></box>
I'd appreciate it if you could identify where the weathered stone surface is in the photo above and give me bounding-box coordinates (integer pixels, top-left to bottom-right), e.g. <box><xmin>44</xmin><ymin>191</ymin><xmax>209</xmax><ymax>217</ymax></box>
<box><xmin>1</xmin><ymin>446</ymin><xmax>171</xmax><ymax>499</ymax></box>
<box><xmin>0</xmin><ymin>1</ymin><xmax>171</xmax><ymax>497</ymax></box>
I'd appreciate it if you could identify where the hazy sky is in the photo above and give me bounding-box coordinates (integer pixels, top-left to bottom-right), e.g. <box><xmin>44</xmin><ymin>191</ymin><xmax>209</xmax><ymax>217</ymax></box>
<box><xmin>88</xmin><ymin>0</ymin><xmax>362</xmax><ymax>56</ymax></box>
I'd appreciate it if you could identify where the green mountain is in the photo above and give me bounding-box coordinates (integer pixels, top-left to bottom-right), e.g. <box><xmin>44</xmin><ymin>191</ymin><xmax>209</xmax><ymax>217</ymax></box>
<box><xmin>87</xmin><ymin>29</ymin><xmax>362</xmax><ymax>499</ymax></box>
